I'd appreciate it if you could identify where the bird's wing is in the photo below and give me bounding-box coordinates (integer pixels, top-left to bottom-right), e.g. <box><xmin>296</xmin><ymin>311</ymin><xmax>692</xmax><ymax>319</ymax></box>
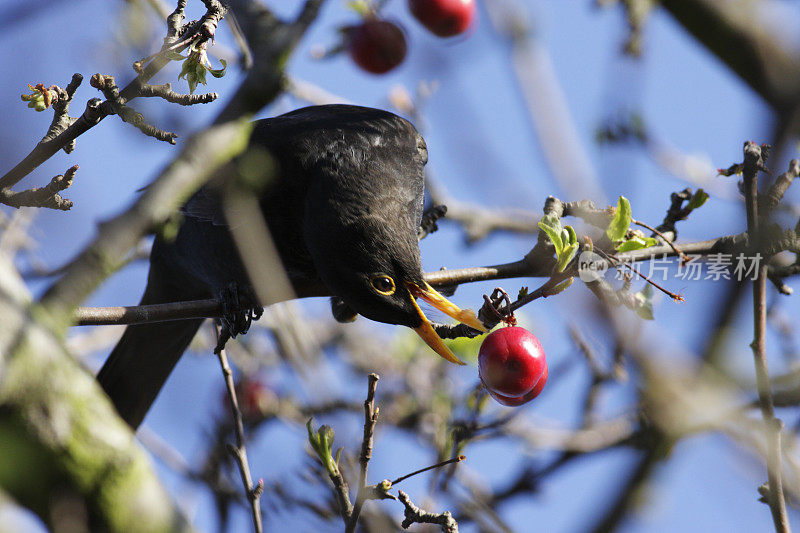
<box><xmin>182</xmin><ymin>186</ymin><xmax>227</xmax><ymax>225</ymax></box>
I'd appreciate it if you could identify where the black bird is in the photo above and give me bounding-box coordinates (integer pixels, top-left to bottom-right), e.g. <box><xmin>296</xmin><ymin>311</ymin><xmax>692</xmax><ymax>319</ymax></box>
<box><xmin>98</xmin><ymin>104</ymin><xmax>486</xmax><ymax>429</ymax></box>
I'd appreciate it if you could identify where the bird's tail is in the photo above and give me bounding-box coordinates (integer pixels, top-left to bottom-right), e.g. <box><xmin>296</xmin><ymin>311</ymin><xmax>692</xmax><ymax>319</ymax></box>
<box><xmin>97</xmin><ymin>259</ymin><xmax>204</xmax><ymax>430</ymax></box>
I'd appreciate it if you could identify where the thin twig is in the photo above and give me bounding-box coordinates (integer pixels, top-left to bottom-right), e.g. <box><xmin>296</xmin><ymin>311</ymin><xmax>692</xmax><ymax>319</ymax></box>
<box><xmin>215</xmin><ymin>324</ymin><xmax>264</xmax><ymax>533</ymax></box>
<box><xmin>632</xmin><ymin>218</ymin><xmax>688</xmax><ymax>262</ymax></box>
<box><xmin>742</xmin><ymin>141</ymin><xmax>790</xmax><ymax>533</ymax></box>
<box><xmin>0</xmin><ymin>0</ymin><xmax>227</xmax><ymax>189</ymax></box>
<box><xmin>610</xmin><ymin>254</ymin><xmax>685</xmax><ymax>302</ymax></box>
<box><xmin>345</xmin><ymin>373</ymin><xmax>380</xmax><ymax>533</ymax></box>
<box><xmin>391</xmin><ymin>456</ymin><xmax>466</xmax><ymax>486</ymax></box>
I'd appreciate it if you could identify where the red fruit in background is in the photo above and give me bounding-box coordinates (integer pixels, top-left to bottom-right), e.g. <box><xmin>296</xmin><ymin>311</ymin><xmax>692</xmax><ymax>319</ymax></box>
<box><xmin>409</xmin><ymin>0</ymin><xmax>475</xmax><ymax>37</ymax></box>
<box><xmin>223</xmin><ymin>378</ymin><xmax>272</xmax><ymax>420</ymax></box>
<box><xmin>478</xmin><ymin>326</ymin><xmax>546</xmax><ymax>398</ymax></box>
<box><xmin>347</xmin><ymin>19</ymin><xmax>407</xmax><ymax>74</ymax></box>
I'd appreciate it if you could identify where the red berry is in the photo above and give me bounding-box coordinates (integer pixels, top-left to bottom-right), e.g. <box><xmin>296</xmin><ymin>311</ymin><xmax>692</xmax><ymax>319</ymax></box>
<box><xmin>485</xmin><ymin>387</ymin><xmax>528</xmax><ymax>407</ymax></box>
<box><xmin>408</xmin><ymin>0</ymin><xmax>475</xmax><ymax>37</ymax></box>
<box><xmin>224</xmin><ymin>378</ymin><xmax>272</xmax><ymax>420</ymax></box>
<box><xmin>347</xmin><ymin>19</ymin><xmax>407</xmax><ymax>74</ymax></box>
<box><xmin>483</xmin><ymin>362</ymin><xmax>548</xmax><ymax>406</ymax></box>
<box><xmin>478</xmin><ymin>326</ymin><xmax>546</xmax><ymax>398</ymax></box>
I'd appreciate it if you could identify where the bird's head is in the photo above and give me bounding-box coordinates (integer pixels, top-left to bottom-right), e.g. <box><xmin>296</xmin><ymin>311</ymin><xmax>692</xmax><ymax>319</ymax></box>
<box><xmin>306</xmin><ymin>216</ymin><xmax>487</xmax><ymax>365</ymax></box>
<box><xmin>295</xmin><ymin>105</ymin><xmax>486</xmax><ymax>363</ymax></box>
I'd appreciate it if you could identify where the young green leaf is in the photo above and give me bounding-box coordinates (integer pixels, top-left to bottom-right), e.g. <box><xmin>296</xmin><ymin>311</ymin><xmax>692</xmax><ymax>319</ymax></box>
<box><xmin>549</xmin><ymin>277</ymin><xmax>574</xmax><ymax>295</ymax></box>
<box><xmin>606</xmin><ymin>196</ymin><xmax>632</xmax><ymax>242</ymax></box>
<box><xmin>306</xmin><ymin>418</ymin><xmax>339</xmax><ymax>476</ymax></box>
<box><xmin>687</xmin><ymin>189</ymin><xmax>709</xmax><ymax>210</ymax></box>
<box><xmin>560</xmin><ymin>228</ymin><xmax>570</xmax><ymax>247</ymax></box>
<box><xmin>164</xmin><ymin>50</ymin><xmax>186</xmax><ymax>61</ymax></box>
<box><xmin>564</xmin><ymin>225</ymin><xmax>577</xmax><ymax>245</ymax></box>
<box><xmin>556</xmin><ymin>243</ymin><xmax>578</xmax><ymax>272</ymax></box>
<box><xmin>538</xmin><ymin>214</ymin><xmax>564</xmax><ymax>254</ymax></box>
<box><xmin>208</xmin><ymin>58</ymin><xmax>227</xmax><ymax>79</ymax></box>
<box><xmin>616</xmin><ymin>236</ymin><xmax>658</xmax><ymax>252</ymax></box>
<box><xmin>634</xmin><ymin>284</ymin><xmax>654</xmax><ymax>320</ymax></box>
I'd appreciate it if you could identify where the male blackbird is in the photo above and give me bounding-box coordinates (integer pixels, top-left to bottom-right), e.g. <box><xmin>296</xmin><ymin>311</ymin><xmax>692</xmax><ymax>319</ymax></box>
<box><xmin>98</xmin><ymin>104</ymin><xmax>486</xmax><ymax>429</ymax></box>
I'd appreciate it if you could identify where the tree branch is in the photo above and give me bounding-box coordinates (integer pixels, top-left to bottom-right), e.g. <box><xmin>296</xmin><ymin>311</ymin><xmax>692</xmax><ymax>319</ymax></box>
<box><xmin>216</xmin><ymin>325</ymin><xmax>263</xmax><ymax>533</ymax></box>
<box><xmin>0</xmin><ymin>257</ymin><xmax>192</xmax><ymax>532</ymax></box>
<box><xmin>660</xmin><ymin>0</ymin><xmax>800</xmax><ymax>115</ymax></box>
<box><xmin>0</xmin><ymin>0</ymin><xmax>226</xmax><ymax>190</ymax></box>
<box><xmin>742</xmin><ymin>141</ymin><xmax>791</xmax><ymax>533</ymax></box>
<box><xmin>71</xmin><ymin>225</ymin><xmax>800</xmax><ymax>328</ymax></box>
<box><xmin>345</xmin><ymin>373</ymin><xmax>380</xmax><ymax>533</ymax></box>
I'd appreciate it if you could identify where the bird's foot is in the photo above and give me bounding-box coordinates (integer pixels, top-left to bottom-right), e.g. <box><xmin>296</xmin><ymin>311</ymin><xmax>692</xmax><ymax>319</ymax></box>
<box><xmin>417</xmin><ymin>204</ymin><xmax>447</xmax><ymax>241</ymax></box>
<box><xmin>215</xmin><ymin>283</ymin><xmax>263</xmax><ymax>353</ymax></box>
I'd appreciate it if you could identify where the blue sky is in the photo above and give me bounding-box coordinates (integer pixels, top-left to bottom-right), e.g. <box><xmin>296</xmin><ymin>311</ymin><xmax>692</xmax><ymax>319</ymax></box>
<box><xmin>1</xmin><ymin>0</ymin><xmax>799</xmax><ymax>531</ymax></box>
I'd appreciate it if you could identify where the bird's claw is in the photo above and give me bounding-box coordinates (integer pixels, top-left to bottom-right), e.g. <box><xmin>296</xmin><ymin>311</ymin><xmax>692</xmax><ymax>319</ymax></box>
<box><xmin>215</xmin><ymin>283</ymin><xmax>263</xmax><ymax>353</ymax></box>
<box><xmin>417</xmin><ymin>204</ymin><xmax>448</xmax><ymax>241</ymax></box>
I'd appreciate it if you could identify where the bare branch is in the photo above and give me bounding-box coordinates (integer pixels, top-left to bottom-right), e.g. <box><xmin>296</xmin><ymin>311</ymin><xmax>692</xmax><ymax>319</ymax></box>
<box><xmin>397</xmin><ymin>490</ymin><xmax>458</xmax><ymax>532</ymax></box>
<box><xmin>90</xmin><ymin>74</ymin><xmax>177</xmax><ymax>144</ymax></box>
<box><xmin>216</xmin><ymin>324</ymin><xmax>263</xmax><ymax>533</ymax></box>
<box><xmin>742</xmin><ymin>141</ymin><xmax>791</xmax><ymax>533</ymax></box>
<box><xmin>346</xmin><ymin>373</ymin><xmax>380</xmax><ymax>533</ymax></box>
<box><xmin>0</xmin><ymin>164</ymin><xmax>78</xmax><ymax>210</ymax></box>
<box><xmin>138</xmin><ymin>82</ymin><xmax>218</xmax><ymax>105</ymax></box>
<box><xmin>0</xmin><ymin>0</ymin><xmax>227</xmax><ymax>190</ymax></box>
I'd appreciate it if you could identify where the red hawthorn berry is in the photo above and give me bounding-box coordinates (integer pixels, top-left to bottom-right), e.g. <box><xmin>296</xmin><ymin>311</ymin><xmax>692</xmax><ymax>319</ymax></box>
<box><xmin>478</xmin><ymin>326</ymin><xmax>547</xmax><ymax>399</ymax></box>
<box><xmin>408</xmin><ymin>0</ymin><xmax>476</xmax><ymax>38</ymax></box>
<box><xmin>224</xmin><ymin>378</ymin><xmax>271</xmax><ymax>420</ymax></box>
<box><xmin>347</xmin><ymin>19</ymin><xmax>407</xmax><ymax>74</ymax></box>
<box><xmin>484</xmin><ymin>362</ymin><xmax>548</xmax><ymax>406</ymax></box>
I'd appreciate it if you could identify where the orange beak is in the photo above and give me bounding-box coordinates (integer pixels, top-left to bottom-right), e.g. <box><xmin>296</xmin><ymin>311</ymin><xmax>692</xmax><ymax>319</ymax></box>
<box><xmin>405</xmin><ymin>281</ymin><xmax>489</xmax><ymax>365</ymax></box>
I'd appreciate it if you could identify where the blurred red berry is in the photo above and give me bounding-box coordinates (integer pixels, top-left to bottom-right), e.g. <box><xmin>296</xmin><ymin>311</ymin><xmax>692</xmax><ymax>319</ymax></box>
<box><xmin>409</xmin><ymin>0</ymin><xmax>475</xmax><ymax>37</ymax></box>
<box><xmin>479</xmin><ymin>326</ymin><xmax>547</xmax><ymax>399</ymax></box>
<box><xmin>347</xmin><ymin>19</ymin><xmax>407</xmax><ymax>74</ymax></box>
<box><xmin>223</xmin><ymin>378</ymin><xmax>272</xmax><ymax>420</ymax></box>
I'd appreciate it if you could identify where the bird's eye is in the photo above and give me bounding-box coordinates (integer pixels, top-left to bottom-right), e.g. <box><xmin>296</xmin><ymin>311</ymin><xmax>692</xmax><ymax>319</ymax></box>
<box><xmin>370</xmin><ymin>275</ymin><xmax>396</xmax><ymax>295</ymax></box>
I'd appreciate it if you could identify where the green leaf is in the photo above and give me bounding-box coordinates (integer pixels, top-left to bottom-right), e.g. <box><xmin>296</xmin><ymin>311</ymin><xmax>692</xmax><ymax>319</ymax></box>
<box><xmin>306</xmin><ymin>418</ymin><xmax>338</xmax><ymax>476</ymax></box>
<box><xmin>560</xmin><ymin>228</ymin><xmax>570</xmax><ymax>246</ymax></box>
<box><xmin>346</xmin><ymin>0</ymin><xmax>371</xmax><ymax>16</ymax></box>
<box><xmin>634</xmin><ymin>284</ymin><xmax>654</xmax><ymax>320</ymax></box>
<box><xmin>208</xmin><ymin>58</ymin><xmax>227</xmax><ymax>78</ymax></box>
<box><xmin>549</xmin><ymin>277</ymin><xmax>574</xmax><ymax>295</ymax></box>
<box><xmin>616</xmin><ymin>236</ymin><xmax>658</xmax><ymax>252</ymax></box>
<box><xmin>538</xmin><ymin>214</ymin><xmax>563</xmax><ymax>254</ymax></box>
<box><xmin>443</xmin><ymin>334</ymin><xmax>483</xmax><ymax>364</ymax></box>
<box><xmin>178</xmin><ymin>58</ymin><xmax>193</xmax><ymax>80</ymax></box>
<box><xmin>564</xmin><ymin>225</ymin><xmax>577</xmax><ymax>245</ymax></box>
<box><xmin>194</xmin><ymin>63</ymin><xmax>207</xmax><ymax>90</ymax></box>
<box><xmin>164</xmin><ymin>50</ymin><xmax>186</xmax><ymax>61</ymax></box>
<box><xmin>306</xmin><ymin>418</ymin><xmax>319</xmax><ymax>450</ymax></box>
<box><xmin>687</xmin><ymin>189</ymin><xmax>709</xmax><ymax>210</ymax></box>
<box><xmin>606</xmin><ymin>196</ymin><xmax>632</xmax><ymax>242</ymax></box>
<box><xmin>556</xmin><ymin>243</ymin><xmax>578</xmax><ymax>272</ymax></box>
